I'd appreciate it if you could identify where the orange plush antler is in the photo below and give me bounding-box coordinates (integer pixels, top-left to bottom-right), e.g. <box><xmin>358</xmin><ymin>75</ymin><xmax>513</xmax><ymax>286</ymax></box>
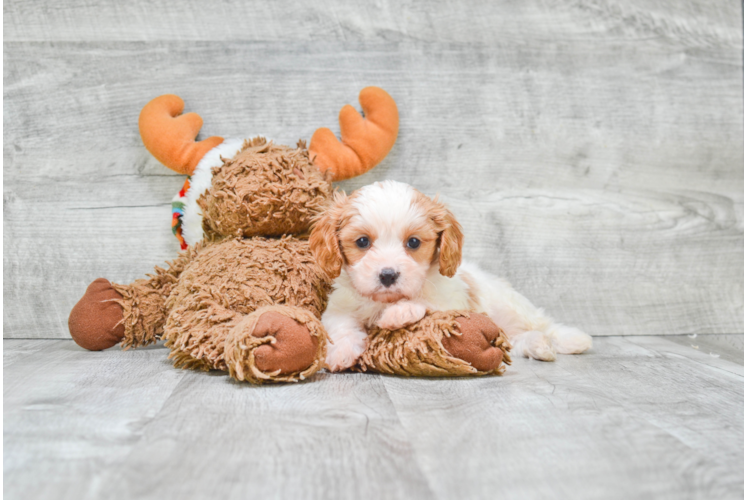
<box><xmin>309</xmin><ymin>87</ymin><xmax>399</xmax><ymax>181</ymax></box>
<box><xmin>138</xmin><ymin>95</ymin><xmax>224</xmax><ymax>175</ymax></box>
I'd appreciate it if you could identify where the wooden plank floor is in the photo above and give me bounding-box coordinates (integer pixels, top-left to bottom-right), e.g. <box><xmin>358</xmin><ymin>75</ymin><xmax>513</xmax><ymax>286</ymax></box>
<box><xmin>4</xmin><ymin>336</ymin><xmax>743</xmax><ymax>500</ymax></box>
<box><xmin>3</xmin><ymin>0</ymin><xmax>743</xmax><ymax>339</ymax></box>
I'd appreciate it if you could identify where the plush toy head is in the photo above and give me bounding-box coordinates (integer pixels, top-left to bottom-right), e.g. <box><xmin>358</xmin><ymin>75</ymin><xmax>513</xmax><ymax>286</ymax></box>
<box><xmin>198</xmin><ymin>138</ymin><xmax>332</xmax><ymax>239</ymax></box>
<box><xmin>138</xmin><ymin>88</ymin><xmax>399</xmax><ymax>247</ymax></box>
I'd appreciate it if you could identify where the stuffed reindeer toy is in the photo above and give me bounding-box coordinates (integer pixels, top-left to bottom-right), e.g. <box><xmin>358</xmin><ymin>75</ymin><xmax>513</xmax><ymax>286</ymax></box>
<box><xmin>68</xmin><ymin>87</ymin><xmax>510</xmax><ymax>384</ymax></box>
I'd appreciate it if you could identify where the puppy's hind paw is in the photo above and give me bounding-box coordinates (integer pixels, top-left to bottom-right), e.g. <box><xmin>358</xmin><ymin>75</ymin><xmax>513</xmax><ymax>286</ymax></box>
<box><xmin>514</xmin><ymin>330</ymin><xmax>556</xmax><ymax>362</ymax></box>
<box><xmin>552</xmin><ymin>325</ymin><xmax>593</xmax><ymax>354</ymax></box>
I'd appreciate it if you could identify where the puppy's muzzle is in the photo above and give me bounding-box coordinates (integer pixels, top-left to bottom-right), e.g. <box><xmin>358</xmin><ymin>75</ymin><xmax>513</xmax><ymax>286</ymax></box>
<box><xmin>379</xmin><ymin>268</ymin><xmax>399</xmax><ymax>288</ymax></box>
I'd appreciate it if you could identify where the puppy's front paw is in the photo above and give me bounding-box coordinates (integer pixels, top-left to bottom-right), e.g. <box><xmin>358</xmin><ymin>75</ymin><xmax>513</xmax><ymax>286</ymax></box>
<box><xmin>376</xmin><ymin>301</ymin><xmax>427</xmax><ymax>330</ymax></box>
<box><xmin>325</xmin><ymin>331</ymin><xmax>367</xmax><ymax>372</ymax></box>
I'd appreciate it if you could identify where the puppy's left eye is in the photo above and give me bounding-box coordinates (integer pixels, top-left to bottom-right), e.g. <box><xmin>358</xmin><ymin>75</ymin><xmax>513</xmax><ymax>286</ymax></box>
<box><xmin>407</xmin><ymin>237</ymin><xmax>421</xmax><ymax>249</ymax></box>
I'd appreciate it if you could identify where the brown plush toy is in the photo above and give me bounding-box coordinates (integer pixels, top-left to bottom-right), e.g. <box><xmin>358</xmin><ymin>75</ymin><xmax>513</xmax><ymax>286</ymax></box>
<box><xmin>68</xmin><ymin>87</ymin><xmax>510</xmax><ymax>383</ymax></box>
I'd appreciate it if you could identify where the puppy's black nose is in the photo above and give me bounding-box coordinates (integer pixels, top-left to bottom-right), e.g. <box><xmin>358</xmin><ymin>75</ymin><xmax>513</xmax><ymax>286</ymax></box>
<box><xmin>379</xmin><ymin>268</ymin><xmax>399</xmax><ymax>288</ymax></box>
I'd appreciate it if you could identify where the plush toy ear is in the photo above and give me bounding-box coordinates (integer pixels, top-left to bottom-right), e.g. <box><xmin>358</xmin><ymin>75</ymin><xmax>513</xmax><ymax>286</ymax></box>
<box><xmin>138</xmin><ymin>95</ymin><xmax>224</xmax><ymax>175</ymax></box>
<box><xmin>309</xmin><ymin>87</ymin><xmax>399</xmax><ymax>181</ymax></box>
<box><xmin>430</xmin><ymin>198</ymin><xmax>464</xmax><ymax>278</ymax></box>
<box><xmin>309</xmin><ymin>192</ymin><xmax>349</xmax><ymax>279</ymax></box>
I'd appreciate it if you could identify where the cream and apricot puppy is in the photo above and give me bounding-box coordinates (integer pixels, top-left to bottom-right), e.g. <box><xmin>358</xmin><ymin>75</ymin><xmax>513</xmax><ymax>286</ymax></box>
<box><xmin>310</xmin><ymin>180</ymin><xmax>592</xmax><ymax>371</ymax></box>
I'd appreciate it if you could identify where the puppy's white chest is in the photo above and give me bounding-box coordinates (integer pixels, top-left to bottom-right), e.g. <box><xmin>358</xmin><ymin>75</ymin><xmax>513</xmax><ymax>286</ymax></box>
<box><xmin>419</xmin><ymin>266</ymin><xmax>475</xmax><ymax>312</ymax></box>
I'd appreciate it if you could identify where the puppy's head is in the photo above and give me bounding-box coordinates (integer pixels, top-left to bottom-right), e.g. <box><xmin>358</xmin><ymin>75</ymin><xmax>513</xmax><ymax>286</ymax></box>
<box><xmin>310</xmin><ymin>181</ymin><xmax>463</xmax><ymax>303</ymax></box>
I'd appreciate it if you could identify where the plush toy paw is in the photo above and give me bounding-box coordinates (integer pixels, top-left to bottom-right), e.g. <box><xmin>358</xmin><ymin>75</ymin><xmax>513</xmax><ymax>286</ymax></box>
<box><xmin>376</xmin><ymin>301</ymin><xmax>427</xmax><ymax>330</ymax></box>
<box><xmin>443</xmin><ymin>314</ymin><xmax>506</xmax><ymax>372</ymax></box>
<box><xmin>225</xmin><ymin>306</ymin><xmax>327</xmax><ymax>384</ymax></box>
<box><xmin>68</xmin><ymin>278</ymin><xmax>126</xmax><ymax>351</ymax></box>
<box><xmin>251</xmin><ymin>312</ymin><xmax>319</xmax><ymax>374</ymax></box>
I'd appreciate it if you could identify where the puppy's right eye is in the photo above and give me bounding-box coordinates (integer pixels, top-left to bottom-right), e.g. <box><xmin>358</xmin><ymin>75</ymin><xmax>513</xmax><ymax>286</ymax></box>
<box><xmin>355</xmin><ymin>236</ymin><xmax>370</xmax><ymax>249</ymax></box>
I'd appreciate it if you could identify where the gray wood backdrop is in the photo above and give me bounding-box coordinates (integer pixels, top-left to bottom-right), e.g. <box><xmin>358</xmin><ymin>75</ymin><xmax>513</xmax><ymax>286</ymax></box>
<box><xmin>4</xmin><ymin>0</ymin><xmax>743</xmax><ymax>339</ymax></box>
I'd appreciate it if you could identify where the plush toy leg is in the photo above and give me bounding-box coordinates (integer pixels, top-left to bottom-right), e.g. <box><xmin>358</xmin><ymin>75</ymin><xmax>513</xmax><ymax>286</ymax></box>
<box><xmin>110</xmin><ymin>277</ymin><xmax>172</xmax><ymax>350</ymax></box>
<box><xmin>68</xmin><ymin>278</ymin><xmax>126</xmax><ymax>351</ymax></box>
<box><xmin>164</xmin><ymin>303</ymin><xmax>327</xmax><ymax>384</ymax></box>
<box><xmin>68</xmin><ymin>248</ymin><xmax>196</xmax><ymax>351</ymax></box>
<box><xmin>358</xmin><ymin>311</ymin><xmax>511</xmax><ymax>377</ymax></box>
<box><xmin>224</xmin><ymin>306</ymin><xmax>328</xmax><ymax>384</ymax></box>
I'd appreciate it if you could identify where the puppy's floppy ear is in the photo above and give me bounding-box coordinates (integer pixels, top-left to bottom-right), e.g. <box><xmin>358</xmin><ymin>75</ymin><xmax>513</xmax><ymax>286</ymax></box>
<box><xmin>310</xmin><ymin>191</ymin><xmax>349</xmax><ymax>279</ymax></box>
<box><xmin>430</xmin><ymin>197</ymin><xmax>463</xmax><ymax>278</ymax></box>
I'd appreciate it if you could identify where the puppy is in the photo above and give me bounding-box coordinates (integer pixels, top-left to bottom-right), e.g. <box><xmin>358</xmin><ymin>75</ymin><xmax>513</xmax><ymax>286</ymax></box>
<box><xmin>310</xmin><ymin>180</ymin><xmax>592</xmax><ymax>372</ymax></box>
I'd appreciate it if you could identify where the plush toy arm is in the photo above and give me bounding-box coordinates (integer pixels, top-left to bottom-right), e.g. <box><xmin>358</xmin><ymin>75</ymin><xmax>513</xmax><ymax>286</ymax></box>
<box><xmin>69</xmin><ymin>246</ymin><xmax>198</xmax><ymax>351</ymax></box>
<box><xmin>358</xmin><ymin>311</ymin><xmax>511</xmax><ymax>377</ymax></box>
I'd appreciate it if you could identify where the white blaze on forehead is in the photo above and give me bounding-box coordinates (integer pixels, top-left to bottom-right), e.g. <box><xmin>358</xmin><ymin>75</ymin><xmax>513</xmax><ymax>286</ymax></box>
<box><xmin>344</xmin><ymin>180</ymin><xmax>434</xmax><ymax>301</ymax></box>
<box><xmin>350</xmin><ymin>180</ymin><xmax>425</xmax><ymax>244</ymax></box>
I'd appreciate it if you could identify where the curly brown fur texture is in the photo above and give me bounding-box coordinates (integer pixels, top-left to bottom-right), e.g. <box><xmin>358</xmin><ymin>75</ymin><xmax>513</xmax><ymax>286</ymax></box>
<box><xmin>199</xmin><ymin>138</ymin><xmax>333</xmax><ymax>239</ymax></box>
<box><xmin>162</xmin><ymin>236</ymin><xmax>332</xmax><ymax>375</ymax></box>
<box><xmin>358</xmin><ymin>311</ymin><xmax>511</xmax><ymax>377</ymax></box>
<box><xmin>113</xmin><ymin>247</ymin><xmax>197</xmax><ymax>349</ymax></box>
